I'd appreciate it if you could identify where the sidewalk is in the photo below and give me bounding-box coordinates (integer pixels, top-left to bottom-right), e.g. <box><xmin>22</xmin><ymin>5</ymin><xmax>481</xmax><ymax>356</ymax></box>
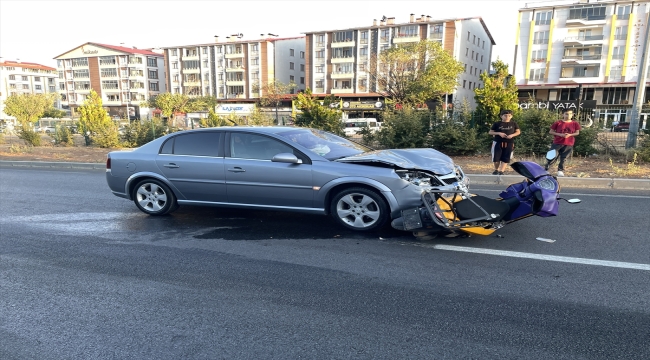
<box><xmin>2</xmin><ymin>160</ymin><xmax>650</xmax><ymax>190</ymax></box>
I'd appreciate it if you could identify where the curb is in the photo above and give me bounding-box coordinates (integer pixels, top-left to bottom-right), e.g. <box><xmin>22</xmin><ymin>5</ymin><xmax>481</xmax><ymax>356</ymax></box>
<box><xmin>2</xmin><ymin>160</ymin><xmax>649</xmax><ymax>190</ymax></box>
<box><xmin>0</xmin><ymin>160</ymin><xmax>106</xmax><ymax>170</ymax></box>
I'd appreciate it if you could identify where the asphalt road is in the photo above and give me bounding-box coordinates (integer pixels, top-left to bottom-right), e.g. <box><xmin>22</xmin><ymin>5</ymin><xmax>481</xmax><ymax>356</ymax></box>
<box><xmin>1</xmin><ymin>168</ymin><xmax>649</xmax><ymax>359</ymax></box>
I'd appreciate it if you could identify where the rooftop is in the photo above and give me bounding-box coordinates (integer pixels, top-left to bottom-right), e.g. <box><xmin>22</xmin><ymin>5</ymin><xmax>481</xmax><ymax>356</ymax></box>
<box><xmin>0</xmin><ymin>60</ymin><xmax>56</xmax><ymax>72</ymax></box>
<box><xmin>161</xmin><ymin>35</ymin><xmax>305</xmax><ymax>49</ymax></box>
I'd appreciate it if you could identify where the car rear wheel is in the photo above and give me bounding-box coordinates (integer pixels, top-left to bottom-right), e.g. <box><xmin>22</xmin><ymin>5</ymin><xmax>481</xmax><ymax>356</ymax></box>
<box><xmin>133</xmin><ymin>179</ymin><xmax>177</xmax><ymax>215</ymax></box>
<box><xmin>330</xmin><ymin>187</ymin><xmax>389</xmax><ymax>231</ymax></box>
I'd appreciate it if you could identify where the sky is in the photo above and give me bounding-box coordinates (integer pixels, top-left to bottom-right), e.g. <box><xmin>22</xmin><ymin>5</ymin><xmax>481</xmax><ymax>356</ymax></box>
<box><xmin>0</xmin><ymin>0</ymin><xmax>534</xmax><ymax>70</ymax></box>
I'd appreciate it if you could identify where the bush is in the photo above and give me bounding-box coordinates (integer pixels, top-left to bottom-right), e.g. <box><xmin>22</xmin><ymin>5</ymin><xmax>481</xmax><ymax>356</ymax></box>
<box><xmin>376</xmin><ymin>110</ymin><xmax>429</xmax><ymax>149</ymax></box>
<box><xmin>428</xmin><ymin>123</ymin><xmax>483</xmax><ymax>155</ymax></box>
<box><xmin>637</xmin><ymin>134</ymin><xmax>650</xmax><ymax>162</ymax></box>
<box><xmin>515</xmin><ymin>108</ymin><xmax>556</xmax><ymax>155</ymax></box>
<box><xmin>572</xmin><ymin>126</ymin><xmax>599</xmax><ymax>156</ymax></box>
<box><xmin>53</xmin><ymin>124</ymin><xmax>74</xmax><ymax>146</ymax></box>
<box><xmin>121</xmin><ymin>119</ymin><xmax>169</xmax><ymax>147</ymax></box>
<box><xmin>18</xmin><ymin>126</ymin><xmax>41</xmax><ymax>146</ymax></box>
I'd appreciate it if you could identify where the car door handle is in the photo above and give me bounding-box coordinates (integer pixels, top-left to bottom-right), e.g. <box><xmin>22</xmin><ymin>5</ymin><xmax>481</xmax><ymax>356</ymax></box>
<box><xmin>163</xmin><ymin>163</ymin><xmax>179</xmax><ymax>168</ymax></box>
<box><xmin>228</xmin><ymin>167</ymin><xmax>246</xmax><ymax>173</ymax></box>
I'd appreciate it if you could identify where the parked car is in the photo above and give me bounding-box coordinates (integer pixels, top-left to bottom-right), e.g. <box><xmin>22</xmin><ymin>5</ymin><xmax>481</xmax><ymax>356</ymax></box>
<box><xmin>106</xmin><ymin>127</ymin><xmax>468</xmax><ymax>232</ymax></box>
<box><xmin>36</xmin><ymin>126</ymin><xmax>56</xmax><ymax>134</ymax></box>
<box><xmin>613</xmin><ymin>122</ymin><xmax>629</xmax><ymax>132</ymax></box>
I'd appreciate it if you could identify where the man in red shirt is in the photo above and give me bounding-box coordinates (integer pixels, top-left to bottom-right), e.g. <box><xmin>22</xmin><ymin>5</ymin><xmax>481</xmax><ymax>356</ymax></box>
<box><xmin>545</xmin><ymin>108</ymin><xmax>581</xmax><ymax>177</ymax></box>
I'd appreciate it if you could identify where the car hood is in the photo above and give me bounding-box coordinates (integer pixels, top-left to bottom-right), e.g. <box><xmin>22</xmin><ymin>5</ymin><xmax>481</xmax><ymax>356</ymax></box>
<box><xmin>335</xmin><ymin>148</ymin><xmax>456</xmax><ymax>174</ymax></box>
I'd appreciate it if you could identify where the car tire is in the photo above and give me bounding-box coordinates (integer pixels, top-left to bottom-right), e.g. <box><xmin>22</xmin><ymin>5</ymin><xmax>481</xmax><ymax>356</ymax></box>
<box><xmin>133</xmin><ymin>179</ymin><xmax>177</xmax><ymax>216</ymax></box>
<box><xmin>330</xmin><ymin>187</ymin><xmax>389</xmax><ymax>231</ymax></box>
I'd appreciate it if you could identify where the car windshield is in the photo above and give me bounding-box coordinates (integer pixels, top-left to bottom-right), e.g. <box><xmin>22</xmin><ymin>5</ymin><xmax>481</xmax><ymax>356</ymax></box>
<box><xmin>277</xmin><ymin>128</ymin><xmax>372</xmax><ymax>160</ymax></box>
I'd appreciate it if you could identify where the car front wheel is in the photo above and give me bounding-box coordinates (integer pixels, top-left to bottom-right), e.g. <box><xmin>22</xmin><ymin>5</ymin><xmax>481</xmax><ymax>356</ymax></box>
<box><xmin>133</xmin><ymin>179</ymin><xmax>177</xmax><ymax>215</ymax></box>
<box><xmin>330</xmin><ymin>187</ymin><xmax>389</xmax><ymax>231</ymax></box>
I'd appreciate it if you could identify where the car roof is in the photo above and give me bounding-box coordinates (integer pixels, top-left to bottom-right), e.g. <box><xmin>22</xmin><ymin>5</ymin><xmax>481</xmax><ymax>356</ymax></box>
<box><xmin>181</xmin><ymin>126</ymin><xmax>301</xmax><ymax>135</ymax></box>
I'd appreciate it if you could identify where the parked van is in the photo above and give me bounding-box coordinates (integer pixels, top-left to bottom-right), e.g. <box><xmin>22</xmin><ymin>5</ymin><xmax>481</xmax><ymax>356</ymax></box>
<box><xmin>343</xmin><ymin>118</ymin><xmax>380</xmax><ymax>136</ymax></box>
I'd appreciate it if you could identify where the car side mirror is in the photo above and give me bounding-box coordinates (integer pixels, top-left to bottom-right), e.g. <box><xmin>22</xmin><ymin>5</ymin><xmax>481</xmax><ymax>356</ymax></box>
<box><xmin>272</xmin><ymin>153</ymin><xmax>302</xmax><ymax>164</ymax></box>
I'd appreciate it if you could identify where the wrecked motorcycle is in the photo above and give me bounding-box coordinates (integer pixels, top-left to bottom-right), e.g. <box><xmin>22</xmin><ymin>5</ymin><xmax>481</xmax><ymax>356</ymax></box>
<box><xmin>391</xmin><ymin>161</ymin><xmax>580</xmax><ymax>239</ymax></box>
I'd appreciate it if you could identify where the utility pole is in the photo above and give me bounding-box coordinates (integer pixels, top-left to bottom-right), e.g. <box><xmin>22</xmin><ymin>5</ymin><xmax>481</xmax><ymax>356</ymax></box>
<box><xmin>627</xmin><ymin>8</ymin><xmax>650</xmax><ymax>149</ymax></box>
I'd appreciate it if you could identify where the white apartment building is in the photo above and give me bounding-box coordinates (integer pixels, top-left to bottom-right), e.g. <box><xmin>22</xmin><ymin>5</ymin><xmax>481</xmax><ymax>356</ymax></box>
<box><xmin>54</xmin><ymin>43</ymin><xmax>166</xmax><ymax>120</ymax></box>
<box><xmin>0</xmin><ymin>60</ymin><xmax>58</xmax><ymax>123</ymax></box>
<box><xmin>514</xmin><ymin>0</ymin><xmax>650</xmax><ymax>127</ymax></box>
<box><xmin>162</xmin><ymin>35</ymin><xmax>306</xmax><ymax>99</ymax></box>
<box><xmin>303</xmin><ymin>15</ymin><xmax>495</xmax><ymax>110</ymax></box>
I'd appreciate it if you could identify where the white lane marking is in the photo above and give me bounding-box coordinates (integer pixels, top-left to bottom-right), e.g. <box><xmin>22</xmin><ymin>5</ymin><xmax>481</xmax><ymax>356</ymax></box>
<box><xmin>472</xmin><ymin>189</ymin><xmax>650</xmax><ymax>199</ymax></box>
<box><xmin>431</xmin><ymin>245</ymin><xmax>650</xmax><ymax>271</ymax></box>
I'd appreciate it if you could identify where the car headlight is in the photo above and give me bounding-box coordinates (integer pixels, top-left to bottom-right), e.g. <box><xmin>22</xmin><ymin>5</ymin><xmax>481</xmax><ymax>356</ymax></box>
<box><xmin>396</xmin><ymin>170</ymin><xmax>434</xmax><ymax>187</ymax></box>
<box><xmin>537</xmin><ymin>177</ymin><xmax>557</xmax><ymax>191</ymax></box>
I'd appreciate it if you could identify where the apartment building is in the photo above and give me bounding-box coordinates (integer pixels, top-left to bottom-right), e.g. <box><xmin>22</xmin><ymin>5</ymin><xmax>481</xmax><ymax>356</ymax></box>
<box><xmin>0</xmin><ymin>60</ymin><xmax>58</xmax><ymax>123</ymax></box>
<box><xmin>514</xmin><ymin>0</ymin><xmax>650</xmax><ymax>127</ymax></box>
<box><xmin>54</xmin><ymin>43</ymin><xmax>166</xmax><ymax>120</ymax></box>
<box><xmin>303</xmin><ymin>15</ymin><xmax>495</xmax><ymax>112</ymax></box>
<box><xmin>161</xmin><ymin>35</ymin><xmax>306</xmax><ymax>100</ymax></box>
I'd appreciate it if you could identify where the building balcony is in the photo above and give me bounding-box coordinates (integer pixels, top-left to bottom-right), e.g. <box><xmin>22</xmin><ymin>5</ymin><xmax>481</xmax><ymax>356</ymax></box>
<box><xmin>566</xmin><ymin>17</ymin><xmax>606</xmax><ymax>27</ymax></box>
<box><xmin>331</xmin><ymin>40</ymin><xmax>355</xmax><ymax>48</ymax></box>
<box><xmin>181</xmin><ymin>68</ymin><xmax>201</xmax><ymax>74</ymax></box>
<box><xmin>564</xmin><ymin>35</ymin><xmax>604</xmax><ymax>45</ymax></box>
<box><xmin>226</xmin><ymin>80</ymin><xmax>245</xmax><ymax>86</ymax></box>
<box><xmin>332</xmin><ymin>88</ymin><xmax>354</xmax><ymax>94</ymax></box>
<box><xmin>332</xmin><ymin>56</ymin><xmax>355</xmax><ymax>64</ymax></box>
<box><xmin>560</xmin><ymin>67</ymin><xmax>601</xmax><ymax>81</ymax></box>
<box><xmin>183</xmin><ymin>55</ymin><xmax>200</xmax><ymax>60</ymax></box>
<box><xmin>561</xmin><ymin>54</ymin><xmax>602</xmax><ymax>64</ymax></box>
<box><xmin>184</xmin><ymin>81</ymin><xmax>201</xmax><ymax>87</ymax></box>
<box><xmin>225</xmin><ymin>52</ymin><xmax>245</xmax><ymax>59</ymax></box>
<box><xmin>225</xmin><ymin>66</ymin><xmax>245</xmax><ymax>72</ymax></box>
<box><xmin>331</xmin><ymin>72</ymin><xmax>354</xmax><ymax>79</ymax></box>
<box><xmin>393</xmin><ymin>34</ymin><xmax>420</xmax><ymax>43</ymax></box>
<box><xmin>313</xmin><ymin>87</ymin><xmax>325</xmax><ymax>93</ymax></box>
<box><xmin>227</xmin><ymin>94</ymin><xmax>246</xmax><ymax>99</ymax></box>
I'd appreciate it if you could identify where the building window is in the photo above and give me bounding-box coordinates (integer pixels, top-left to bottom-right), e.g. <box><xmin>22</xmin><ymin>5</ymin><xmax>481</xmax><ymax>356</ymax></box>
<box><xmin>251</xmin><ymin>72</ymin><xmax>259</xmax><ymax>80</ymax></box>
<box><xmin>172</xmin><ymin>62</ymin><xmax>178</xmax><ymax>69</ymax></box>
<box><xmin>300</xmin><ymin>77</ymin><xmax>304</xmax><ymax>84</ymax></box>
<box><xmin>73</xmin><ymin>70</ymin><xmax>89</xmax><ymax>78</ymax></box>
<box><xmin>463</xmin><ymin>80</ymin><xmax>466</xmax><ymax>88</ymax></box>
<box><xmin>316</xmin><ymin>34</ymin><xmax>325</xmax><ymax>46</ymax></box>
<box><xmin>615</xmin><ymin>26</ymin><xmax>628</xmax><ymax>40</ymax></box>
<box><xmin>101</xmin><ymin>68</ymin><xmax>117</xmax><ymax>77</ymax></box>
<box><xmin>481</xmin><ymin>55</ymin><xmax>484</xmax><ymax>63</ymax></box>
<box><xmin>533</xmin><ymin>31</ymin><xmax>550</xmax><ymax>44</ymax></box>
<box><xmin>300</xmin><ymin>51</ymin><xmax>305</xmax><ymax>59</ymax></box>
<box><xmin>72</xmin><ymin>58</ymin><xmax>88</xmax><ymax>67</ymax></box>
<box><xmin>148</xmin><ymin>70</ymin><xmax>158</xmax><ymax>79</ymax></box>
<box><xmin>289</xmin><ymin>75</ymin><xmax>295</xmax><ymax>82</ymax></box>
<box><xmin>467</xmin><ymin>31</ymin><xmax>470</xmax><ymax>40</ymax></box>
<box><xmin>332</xmin><ymin>47</ymin><xmax>353</xmax><ymax>58</ymax></box>
<box><xmin>464</xmin><ymin>64</ymin><xmax>467</xmax><ymax>72</ymax></box>
<box><xmin>289</xmin><ymin>62</ymin><xmax>295</xmax><ymax>70</ymax></box>
<box><xmin>315</xmin><ymin>80</ymin><xmax>324</xmax><ymax>88</ymax></box>
<box><xmin>35</xmin><ymin>85</ymin><xmax>42</xmax><ymax>90</ymax></box>
<box><xmin>146</xmin><ymin>57</ymin><xmax>157</xmax><ymax>67</ymax></box>
<box><xmin>380</xmin><ymin>29</ymin><xmax>390</xmax><ymax>42</ymax></box>
<box><xmin>149</xmin><ymin>82</ymin><xmax>159</xmax><ymax>91</ymax></box>
<box><xmin>203</xmin><ymin>60</ymin><xmax>209</xmax><ymax>68</ymax></box>
<box><xmin>360</xmin><ymin>31</ymin><xmax>369</xmax><ymax>44</ymax></box>
<box><xmin>529</xmin><ymin>68</ymin><xmax>545</xmax><ymax>81</ymax></box>
<box><xmin>101</xmin><ymin>80</ymin><xmax>119</xmax><ymax>89</ymax></box>
<box><xmin>204</xmin><ymin>73</ymin><xmax>209</xmax><ymax>81</ymax></box>
<box><xmin>59</xmin><ymin>83</ymin><xmax>65</xmax><ymax>90</ymax></box>
<box><xmin>315</xmin><ymin>50</ymin><xmax>325</xmax><ymax>58</ymax></box>
<box><xmin>183</xmin><ymin>60</ymin><xmax>200</xmax><ymax>69</ymax></box>
<box><xmin>617</xmin><ymin>5</ymin><xmax>631</xmax><ymax>20</ymax></box>
<box><xmin>568</xmin><ymin>6</ymin><xmax>606</xmax><ymax>21</ymax></box>
<box><xmin>99</xmin><ymin>56</ymin><xmax>116</xmax><ymax>65</ymax></box>
<box><xmin>612</xmin><ymin>46</ymin><xmax>625</xmax><ymax>60</ymax></box>
<box><xmin>397</xmin><ymin>25</ymin><xmax>418</xmax><ymax>38</ymax></box>
<box><xmin>216</xmin><ymin>46</ymin><xmax>222</xmax><ymax>53</ymax></box>
<box><xmin>316</xmin><ymin>65</ymin><xmax>324</xmax><ymax>73</ymax></box>
<box><xmin>9</xmin><ymin>84</ymin><xmax>16</xmax><ymax>89</ymax></box>
<box><xmin>334</xmin><ymin>30</ymin><xmax>354</xmax><ymax>42</ymax></box>
<box><xmin>430</xmin><ymin>24</ymin><xmax>443</xmax><ymax>39</ymax></box>
<box><xmin>470</xmin><ymin>65</ymin><xmax>473</xmax><ymax>74</ymax></box>
<box><xmin>300</xmin><ymin>64</ymin><xmax>305</xmax><ymax>71</ymax></box>
<box><xmin>610</xmin><ymin>66</ymin><xmax>623</xmax><ymax>80</ymax></box>
<box><xmin>602</xmin><ymin>87</ymin><xmax>628</xmax><ymax>104</ymax></box>
<box><xmin>535</xmin><ymin>11</ymin><xmax>552</xmax><ymax>25</ymax></box>
<box><xmin>532</xmin><ymin>49</ymin><xmax>547</xmax><ymax>62</ymax></box>
<box><xmin>290</xmin><ymin>49</ymin><xmax>295</xmax><ymax>56</ymax></box>
<box><xmin>9</xmin><ymin>75</ymin><xmax>15</xmax><ymax>80</ymax></box>
<box><xmin>465</xmin><ymin>48</ymin><xmax>469</xmax><ymax>56</ymax></box>
<box><xmin>34</xmin><ymin>76</ymin><xmax>41</xmax><ymax>82</ymax></box>
<box><xmin>250</xmin><ymin>44</ymin><xmax>258</xmax><ymax>52</ymax></box>
<box><xmin>359</xmin><ymin>63</ymin><xmax>366</xmax><ymax>71</ymax></box>
<box><xmin>22</xmin><ymin>76</ymin><xmax>28</xmax><ymax>81</ymax></box>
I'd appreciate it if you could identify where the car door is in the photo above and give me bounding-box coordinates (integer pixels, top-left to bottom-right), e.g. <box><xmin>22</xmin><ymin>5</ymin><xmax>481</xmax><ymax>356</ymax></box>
<box><xmin>155</xmin><ymin>131</ymin><xmax>227</xmax><ymax>202</ymax></box>
<box><xmin>225</xmin><ymin>132</ymin><xmax>314</xmax><ymax>208</ymax></box>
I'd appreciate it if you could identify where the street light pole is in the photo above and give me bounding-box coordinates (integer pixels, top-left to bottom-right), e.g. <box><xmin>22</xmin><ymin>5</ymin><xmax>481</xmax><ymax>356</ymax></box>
<box><xmin>626</xmin><ymin>9</ymin><xmax>650</xmax><ymax>149</ymax></box>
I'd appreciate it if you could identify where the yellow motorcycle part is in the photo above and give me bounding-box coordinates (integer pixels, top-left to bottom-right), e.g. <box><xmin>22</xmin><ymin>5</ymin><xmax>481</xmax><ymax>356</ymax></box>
<box><xmin>436</xmin><ymin>196</ymin><xmax>496</xmax><ymax>236</ymax></box>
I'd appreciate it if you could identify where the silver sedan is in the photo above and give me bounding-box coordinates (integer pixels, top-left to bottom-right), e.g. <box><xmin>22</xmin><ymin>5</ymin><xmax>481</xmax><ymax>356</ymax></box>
<box><xmin>106</xmin><ymin>127</ymin><xmax>467</xmax><ymax>232</ymax></box>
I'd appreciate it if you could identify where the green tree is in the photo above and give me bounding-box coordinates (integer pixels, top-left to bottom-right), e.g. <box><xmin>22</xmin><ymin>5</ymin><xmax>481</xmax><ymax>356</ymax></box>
<box><xmin>369</xmin><ymin>40</ymin><xmax>464</xmax><ymax>107</ymax></box>
<box><xmin>77</xmin><ymin>90</ymin><xmax>119</xmax><ymax>148</ymax></box>
<box><xmin>42</xmin><ymin>107</ymin><xmax>67</xmax><ymax>119</ymax></box>
<box><xmin>376</xmin><ymin>109</ymin><xmax>430</xmax><ymax>149</ymax></box>
<box><xmin>515</xmin><ymin>108</ymin><xmax>556</xmax><ymax>155</ymax></box>
<box><xmin>146</xmin><ymin>93</ymin><xmax>205</xmax><ymax>128</ymax></box>
<box><xmin>253</xmin><ymin>80</ymin><xmax>296</xmax><ymax>125</ymax></box>
<box><xmin>3</xmin><ymin>93</ymin><xmax>58</xmax><ymax>146</ymax></box>
<box><xmin>293</xmin><ymin>89</ymin><xmax>343</xmax><ymax>135</ymax></box>
<box><xmin>474</xmin><ymin>59</ymin><xmax>520</xmax><ymax>127</ymax></box>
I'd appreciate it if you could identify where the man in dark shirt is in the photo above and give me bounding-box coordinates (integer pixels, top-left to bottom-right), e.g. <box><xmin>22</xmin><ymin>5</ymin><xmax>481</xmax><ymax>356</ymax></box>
<box><xmin>488</xmin><ymin>109</ymin><xmax>521</xmax><ymax>175</ymax></box>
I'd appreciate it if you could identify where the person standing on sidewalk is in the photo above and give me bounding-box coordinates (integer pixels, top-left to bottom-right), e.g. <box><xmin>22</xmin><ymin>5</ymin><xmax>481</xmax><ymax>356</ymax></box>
<box><xmin>488</xmin><ymin>109</ymin><xmax>520</xmax><ymax>175</ymax></box>
<box><xmin>545</xmin><ymin>108</ymin><xmax>581</xmax><ymax>177</ymax></box>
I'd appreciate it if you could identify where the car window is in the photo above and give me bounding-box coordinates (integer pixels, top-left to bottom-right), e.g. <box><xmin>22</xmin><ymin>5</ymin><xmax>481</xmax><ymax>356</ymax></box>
<box><xmin>277</xmin><ymin>128</ymin><xmax>370</xmax><ymax>160</ymax></box>
<box><xmin>160</xmin><ymin>138</ymin><xmax>173</xmax><ymax>154</ymax></box>
<box><xmin>172</xmin><ymin>132</ymin><xmax>220</xmax><ymax>157</ymax></box>
<box><xmin>230</xmin><ymin>133</ymin><xmax>294</xmax><ymax>160</ymax></box>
